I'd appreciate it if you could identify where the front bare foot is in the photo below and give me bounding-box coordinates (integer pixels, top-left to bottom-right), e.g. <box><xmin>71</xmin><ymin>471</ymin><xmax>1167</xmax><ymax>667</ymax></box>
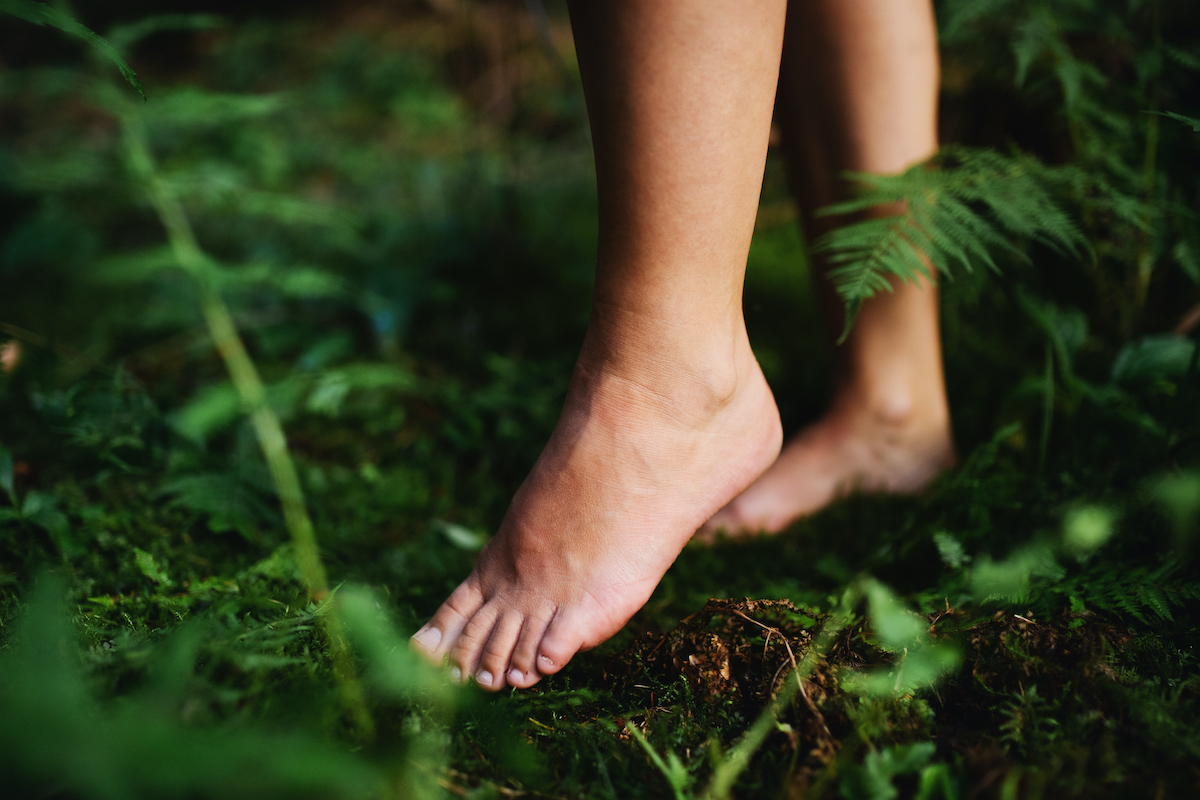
<box><xmin>410</xmin><ymin>329</ymin><xmax>781</xmax><ymax>690</ymax></box>
<box><xmin>699</xmin><ymin>389</ymin><xmax>955</xmax><ymax>538</ymax></box>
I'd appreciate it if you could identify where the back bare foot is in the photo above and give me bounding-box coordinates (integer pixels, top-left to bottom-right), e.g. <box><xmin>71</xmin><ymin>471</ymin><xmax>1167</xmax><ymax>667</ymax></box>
<box><xmin>699</xmin><ymin>387</ymin><xmax>955</xmax><ymax>538</ymax></box>
<box><xmin>410</xmin><ymin>326</ymin><xmax>781</xmax><ymax>690</ymax></box>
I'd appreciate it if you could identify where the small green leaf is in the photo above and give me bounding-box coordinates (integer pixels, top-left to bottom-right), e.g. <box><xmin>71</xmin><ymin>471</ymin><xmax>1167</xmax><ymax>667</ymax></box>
<box><xmin>306</xmin><ymin>372</ymin><xmax>351</xmax><ymax>417</ymax></box>
<box><xmin>171</xmin><ymin>383</ymin><xmax>243</xmax><ymax>445</ymax></box>
<box><xmin>840</xmin><ymin>742</ymin><xmax>937</xmax><ymax>800</ymax></box>
<box><xmin>846</xmin><ymin>643</ymin><xmax>962</xmax><ymax>698</ymax></box>
<box><xmin>245</xmin><ymin>545</ymin><xmax>300</xmax><ymax>583</ymax></box>
<box><xmin>433</xmin><ymin>520</ymin><xmax>487</xmax><ymax>552</ymax></box>
<box><xmin>1149</xmin><ymin>110</ymin><xmax>1200</xmax><ymax>132</ymax></box>
<box><xmin>1111</xmin><ymin>335</ymin><xmax>1197</xmax><ymax>384</ymax></box>
<box><xmin>143</xmin><ymin>87</ymin><xmax>284</xmax><ymax>128</ymax></box>
<box><xmin>970</xmin><ymin>544</ymin><xmax>1064</xmax><ymax>603</ymax></box>
<box><xmin>134</xmin><ymin>547</ymin><xmax>170</xmax><ymax>585</ymax></box>
<box><xmin>933</xmin><ymin>532</ymin><xmax>970</xmax><ymax>569</ymax></box>
<box><xmin>20</xmin><ymin>489</ymin><xmax>51</xmax><ymax>518</ymax></box>
<box><xmin>866</xmin><ymin>580</ymin><xmax>925</xmax><ymax>650</ymax></box>
<box><xmin>625</xmin><ymin>723</ymin><xmax>691</xmax><ymax>800</ymax></box>
<box><xmin>337</xmin><ymin>585</ymin><xmax>457</xmax><ymax>702</ymax></box>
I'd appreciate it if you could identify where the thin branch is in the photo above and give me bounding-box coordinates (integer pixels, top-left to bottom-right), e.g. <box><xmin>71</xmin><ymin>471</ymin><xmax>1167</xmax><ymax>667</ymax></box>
<box><xmin>120</xmin><ymin>110</ymin><xmax>374</xmax><ymax>741</ymax></box>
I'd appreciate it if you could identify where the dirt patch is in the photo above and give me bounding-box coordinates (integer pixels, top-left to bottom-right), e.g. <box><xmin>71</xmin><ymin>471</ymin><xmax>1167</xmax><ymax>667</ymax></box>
<box><xmin>601</xmin><ymin>598</ymin><xmax>1140</xmax><ymax>793</ymax></box>
<box><xmin>603</xmin><ymin>598</ymin><xmax>880</xmax><ymax>768</ymax></box>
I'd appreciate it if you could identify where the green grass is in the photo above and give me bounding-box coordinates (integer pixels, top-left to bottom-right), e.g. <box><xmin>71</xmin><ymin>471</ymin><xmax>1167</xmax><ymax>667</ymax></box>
<box><xmin>1</xmin><ymin>2</ymin><xmax>1199</xmax><ymax>798</ymax></box>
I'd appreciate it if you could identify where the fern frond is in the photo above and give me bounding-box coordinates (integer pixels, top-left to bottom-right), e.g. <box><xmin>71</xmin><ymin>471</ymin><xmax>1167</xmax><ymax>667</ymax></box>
<box><xmin>813</xmin><ymin>146</ymin><xmax>1086</xmax><ymax>339</ymax></box>
<box><xmin>1053</xmin><ymin>560</ymin><xmax>1199</xmax><ymax>625</ymax></box>
<box><xmin>0</xmin><ymin>0</ymin><xmax>145</xmax><ymax>99</ymax></box>
<box><xmin>1137</xmin><ymin>585</ymin><xmax>1174</xmax><ymax>623</ymax></box>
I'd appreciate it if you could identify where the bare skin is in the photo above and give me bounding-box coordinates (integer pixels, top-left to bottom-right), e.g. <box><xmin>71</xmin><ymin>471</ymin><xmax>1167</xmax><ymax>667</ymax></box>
<box><xmin>701</xmin><ymin>0</ymin><xmax>955</xmax><ymax>538</ymax></box>
<box><xmin>411</xmin><ymin>0</ymin><xmax>788</xmax><ymax>690</ymax></box>
<box><xmin>411</xmin><ymin>0</ymin><xmax>956</xmax><ymax>688</ymax></box>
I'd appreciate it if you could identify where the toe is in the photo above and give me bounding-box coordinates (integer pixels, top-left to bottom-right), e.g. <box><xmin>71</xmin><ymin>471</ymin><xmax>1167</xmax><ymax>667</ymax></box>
<box><xmin>447</xmin><ymin>601</ymin><xmax>502</xmax><ymax>680</ymax></box>
<box><xmin>474</xmin><ymin>612</ymin><xmax>524</xmax><ymax>691</ymax></box>
<box><xmin>508</xmin><ymin>612</ymin><xmax>553</xmax><ymax>688</ymax></box>
<box><xmin>535</xmin><ymin>613</ymin><xmax>583</xmax><ymax>677</ymax></box>
<box><xmin>410</xmin><ymin>579</ymin><xmax>484</xmax><ymax>665</ymax></box>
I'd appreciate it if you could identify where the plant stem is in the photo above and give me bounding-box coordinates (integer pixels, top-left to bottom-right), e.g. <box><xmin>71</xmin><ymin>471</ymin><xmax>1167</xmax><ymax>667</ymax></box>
<box><xmin>121</xmin><ymin>111</ymin><xmax>374</xmax><ymax>741</ymax></box>
<box><xmin>1135</xmin><ymin>0</ymin><xmax>1163</xmax><ymax>315</ymax></box>
<box><xmin>1039</xmin><ymin>343</ymin><xmax>1054</xmax><ymax>475</ymax></box>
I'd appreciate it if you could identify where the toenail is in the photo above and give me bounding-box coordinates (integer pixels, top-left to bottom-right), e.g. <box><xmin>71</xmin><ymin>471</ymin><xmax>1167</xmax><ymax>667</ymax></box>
<box><xmin>508</xmin><ymin>668</ymin><xmax>523</xmax><ymax>684</ymax></box>
<box><xmin>538</xmin><ymin>654</ymin><xmax>554</xmax><ymax>668</ymax></box>
<box><xmin>477</xmin><ymin>670</ymin><xmax>493</xmax><ymax>687</ymax></box>
<box><xmin>449</xmin><ymin>666</ymin><xmax>462</xmax><ymax>683</ymax></box>
<box><xmin>411</xmin><ymin>626</ymin><xmax>442</xmax><ymax>652</ymax></box>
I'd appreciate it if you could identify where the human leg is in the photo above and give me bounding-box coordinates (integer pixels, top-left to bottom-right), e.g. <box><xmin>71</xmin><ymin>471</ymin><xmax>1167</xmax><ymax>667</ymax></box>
<box><xmin>410</xmin><ymin>0</ymin><xmax>787</xmax><ymax>689</ymax></box>
<box><xmin>702</xmin><ymin>0</ymin><xmax>955</xmax><ymax>537</ymax></box>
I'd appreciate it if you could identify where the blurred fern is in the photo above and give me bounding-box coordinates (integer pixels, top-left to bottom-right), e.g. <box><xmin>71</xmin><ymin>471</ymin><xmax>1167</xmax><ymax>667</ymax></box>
<box><xmin>938</xmin><ymin>0</ymin><xmax>1200</xmax><ymax>331</ymax></box>
<box><xmin>999</xmin><ymin>685</ymin><xmax>1061</xmax><ymax>758</ymax></box>
<box><xmin>0</xmin><ymin>0</ymin><xmax>145</xmax><ymax>98</ymax></box>
<box><xmin>814</xmin><ymin>147</ymin><xmax>1085</xmax><ymax>339</ymax></box>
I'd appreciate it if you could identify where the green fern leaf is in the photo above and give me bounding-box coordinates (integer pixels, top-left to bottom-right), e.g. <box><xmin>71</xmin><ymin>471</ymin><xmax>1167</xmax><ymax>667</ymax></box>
<box><xmin>814</xmin><ymin>147</ymin><xmax>1085</xmax><ymax>339</ymax></box>
<box><xmin>1137</xmin><ymin>585</ymin><xmax>1174</xmax><ymax>622</ymax></box>
<box><xmin>1151</xmin><ymin>110</ymin><xmax>1200</xmax><ymax>133</ymax></box>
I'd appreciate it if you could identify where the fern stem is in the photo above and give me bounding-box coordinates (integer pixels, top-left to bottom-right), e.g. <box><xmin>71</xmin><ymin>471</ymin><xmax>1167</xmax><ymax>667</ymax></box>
<box><xmin>1039</xmin><ymin>343</ymin><xmax>1054</xmax><ymax>474</ymax></box>
<box><xmin>120</xmin><ymin>111</ymin><xmax>374</xmax><ymax>741</ymax></box>
<box><xmin>1135</xmin><ymin>0</ymin><xmax>1163</xmax><ymax>315</ymax></box>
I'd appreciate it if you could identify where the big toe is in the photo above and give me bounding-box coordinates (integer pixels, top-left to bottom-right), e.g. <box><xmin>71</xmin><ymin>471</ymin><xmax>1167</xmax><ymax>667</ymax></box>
<box><xmin>410</xmin><ymin>580</ymin><xmax>484</xmax><ymax>666</ymax></box>
<box><xmin>533</xmin><ymin>612</ymin><xmax>590</xmax><ymax>677</ymax></box>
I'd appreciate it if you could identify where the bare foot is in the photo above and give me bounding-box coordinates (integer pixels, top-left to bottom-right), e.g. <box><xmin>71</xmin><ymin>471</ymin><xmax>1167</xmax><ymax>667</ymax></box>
<box><xmin>699</xmin><ymin>389</ymin><xmax>955</xmax><ymax>538</ymax></box>
<box><xmin>410</xmin><ymin>329</ymin><xmax>781</xmax><ymax>690</ymax></box>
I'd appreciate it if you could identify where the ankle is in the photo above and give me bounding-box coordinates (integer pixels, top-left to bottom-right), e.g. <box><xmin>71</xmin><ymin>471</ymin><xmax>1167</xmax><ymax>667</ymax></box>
<box><xmin>831</xmin><ymin>378</ymin><xmax>950</xmax><ymax>436</ymax></box>
<box><xmin>576</xmin><ymin>307</ymin><xmax>754</xmax><ymax>417</ymax></box>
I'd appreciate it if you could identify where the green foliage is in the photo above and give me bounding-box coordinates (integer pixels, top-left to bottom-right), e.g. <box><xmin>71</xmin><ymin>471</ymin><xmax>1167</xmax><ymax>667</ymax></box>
<box><xmin>838</xmin><ymin>742</ymin><xmax>941</xmax><ymax>800</ymax></box>
<box><xmin>998</xmin><ymin>686</ymin><xmax>1061</xmax><ymax>758</ymax></box>
<box><xmin>1148</xmin><ymin>470</ymin><xmax>1200</xmax><ymax>540</ymax></box>
<box><xmin>815</xmin><ymin>147</ymin><xmax>1085</xmax><ymax>337</ymax></box>
<box><xmin>626</xmin><ymin>723</ymin><xmax>694</xmax><ymax>800</ymax></box>
<box><xmin>846</xmin><ymin>581</ymin><xmax>962</xmax><ymax>698</ymax></box>
<box><xmin>1111</xmin><ymin>335</ymin><xmax>1197</xmax><ymax>384</ymax></box>
<box><xmin>0</xmin><ymin>0</ymin><xmax>145</xmax><ymax>98</ymax></box>
<box><xmin>1053</xmin><ymin>560</ymin><xmax>1200</xmax><ymax>624</ymax></box>
<box><xmin>0</xmin><ymin>575</ymin><xmax>382</xmax><ymax>800</ymax></box>
<box><xmin>1153</xmin><ymin>110</ymin><xmax>1200</xmax><ymax>133</ymax></box>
